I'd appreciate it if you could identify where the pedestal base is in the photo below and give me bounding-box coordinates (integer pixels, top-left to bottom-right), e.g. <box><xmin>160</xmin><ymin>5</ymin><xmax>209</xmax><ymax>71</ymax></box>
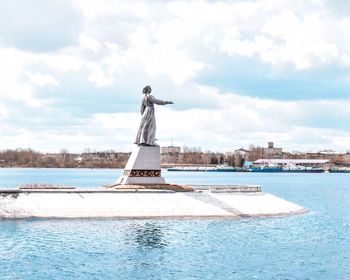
<box><xmin>117</xmin><ymin>145</ymin><xmax>166</xmax><ymax>185</ymax></box>
<box><xmin>105</xmin><ymin>183</ymin><xmax>193</xmax><ymax>192</ymax></box>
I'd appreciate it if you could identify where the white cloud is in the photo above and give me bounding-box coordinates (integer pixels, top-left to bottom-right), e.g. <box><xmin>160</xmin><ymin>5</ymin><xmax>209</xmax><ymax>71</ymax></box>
<box><xmin>0</xmin><ymin>0</ymin><xmax>350</xmax><ymax>153</ymax></box>
<box><xmin>87</xmin><ymin>63</ymin><xmax>114</xmax><ymax>87</ymax></box>
<box><xmin>71</xmin><ymin>0</ymin><xmax>207</xmax><ymax>85</ymax></box>
<box><xmin>73</xmin><ymin>0</ymin><xmax>150</xmax><ymax>21</ymax></box>
<box><xmin>28</xmin><ymin>73</ymin><xmax>59</xmax><ymax>87</ymax></box>
<box><xmin>0</xmin><ymin>48</ymin><xmax>43</xmax><ymax>107</ymax></box>
<box><xmin>5</xmin><ymin>0</ymin><xmax>347</xmax><ymax>89</ymax></box>
<box><xmin>220</xmin><ymin>9</ymin><xmax>340</xmax><ymax>69</ymax></box>
<box><xmin>79</xmin><ymin>33</ymin><xmax>102</xmax><ymax>53</ymax></box>
<box><xmin>38</xmin><ymin>53</ymin><xmax>83</xmax><ymax>72</ymax></box>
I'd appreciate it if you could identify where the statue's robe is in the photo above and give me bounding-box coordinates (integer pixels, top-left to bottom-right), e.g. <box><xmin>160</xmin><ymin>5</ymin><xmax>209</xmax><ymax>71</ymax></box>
<box><xmin>135</xmin><ymin>94</ymin><xmax>168</xmax><ymax>146</ymax></box>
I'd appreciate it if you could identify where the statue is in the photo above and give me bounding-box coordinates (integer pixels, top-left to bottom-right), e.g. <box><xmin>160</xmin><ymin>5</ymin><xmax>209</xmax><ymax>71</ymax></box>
<box><xmin>134</xmin><ymin>85</ymin><xmax>173</xmax><ymax>146</ymax></box>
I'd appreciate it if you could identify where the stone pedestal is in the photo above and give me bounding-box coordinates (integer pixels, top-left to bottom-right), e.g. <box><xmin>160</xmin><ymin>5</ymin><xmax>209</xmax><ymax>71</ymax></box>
<box><xmin>117</xmin><ymin>145</ymin><xmax>166</xmax><ymax>185</ymax></box>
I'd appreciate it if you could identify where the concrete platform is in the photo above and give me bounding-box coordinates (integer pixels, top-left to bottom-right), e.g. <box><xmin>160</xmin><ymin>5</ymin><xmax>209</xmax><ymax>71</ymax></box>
<box><xmin>0</xmin><ymin>185</ymin><xmax>308</xmax><ymax>219</ymax></box>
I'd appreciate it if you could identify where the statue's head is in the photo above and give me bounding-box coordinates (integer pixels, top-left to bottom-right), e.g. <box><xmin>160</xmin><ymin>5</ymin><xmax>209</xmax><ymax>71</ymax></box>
<box><xmin>142</xmin><ymin>85</ymin><xmax>152</xmax><ymax>94</ymax></box>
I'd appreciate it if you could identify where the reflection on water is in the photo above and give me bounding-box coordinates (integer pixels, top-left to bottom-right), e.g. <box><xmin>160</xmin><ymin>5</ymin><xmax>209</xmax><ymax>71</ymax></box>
<box><xmin>131</xmin><ymin>222</ymin><xmax>167</xmax><ymax>249</ymax></box>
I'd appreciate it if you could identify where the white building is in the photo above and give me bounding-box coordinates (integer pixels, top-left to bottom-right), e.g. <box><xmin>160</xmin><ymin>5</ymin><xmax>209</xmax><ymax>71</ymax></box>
<box><xmin>253</xmin><ymin>159</ymin><xmax>330</xmax><ymax>168</ymax></box>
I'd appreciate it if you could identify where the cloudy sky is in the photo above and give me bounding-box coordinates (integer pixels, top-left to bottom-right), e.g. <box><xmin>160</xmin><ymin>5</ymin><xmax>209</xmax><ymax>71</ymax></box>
<box><xmin>0</xmin><ymin>0</ymin><xmax>350</xmax><ymax>153</ymax></box>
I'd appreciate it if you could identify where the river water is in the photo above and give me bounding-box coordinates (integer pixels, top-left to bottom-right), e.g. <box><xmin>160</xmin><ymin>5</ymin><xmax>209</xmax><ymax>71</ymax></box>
<box><xmin>0</xmin><ymin>168</ymin><xmax>349</xmax><ymax>279</ymax></box>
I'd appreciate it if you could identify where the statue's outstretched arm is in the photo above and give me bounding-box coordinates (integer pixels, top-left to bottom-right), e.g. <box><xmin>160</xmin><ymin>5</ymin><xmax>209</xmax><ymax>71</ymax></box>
<box><xmin>149</xmin><ymin>95</ymin><xmax>173</xmax><ymax>105</ymax></box>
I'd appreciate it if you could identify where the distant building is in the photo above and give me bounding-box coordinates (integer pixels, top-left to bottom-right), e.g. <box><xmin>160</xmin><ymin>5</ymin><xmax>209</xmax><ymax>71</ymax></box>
<box><xmin>262</xmin><ymin>142</ymin><xmax>283</xmax><ymax>159</ymax></box>
<box><xmin>161</xmin><ymin>146</ymin><xmax>181</xmax><ymax>164</ymax></box>
<box><xmin>253</xmin><ymin>159</ymin><xmax>330</xmax><ymax>168</ymax></box>
<box><xmin>233</xmin><ymin>148</ymin><xmax>250</xmax><ymax>167</ymax></box>
<box><xmin>161</xmin><ymin>146</ymin><xmax>181</xmax><ymax>154</ymax></box>
<box><xmin>319</xmin><ymin>149</ymin><xmax>336</xmax><ymax>155</ymax></box>
<box><xmin>234</xmin><ymin>148</ymin><xmax>250</xmax><ymax>157</ymax></box>
<box><xmin>81</xmin><ymin>152</ymin><xmax>130</xmax><ymax>162</ymax></box>
<box><xmin>335</xmin><ymin>153</ymin><xmax>350</xmax><ymax>165</ymax></box>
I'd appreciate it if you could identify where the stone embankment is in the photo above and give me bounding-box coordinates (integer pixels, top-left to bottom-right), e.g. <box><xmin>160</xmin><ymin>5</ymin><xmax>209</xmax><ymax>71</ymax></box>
<box><xmin>0</xmin><ymin>185</ymin><xmax>307</xmax><ymax>219</ymax></box>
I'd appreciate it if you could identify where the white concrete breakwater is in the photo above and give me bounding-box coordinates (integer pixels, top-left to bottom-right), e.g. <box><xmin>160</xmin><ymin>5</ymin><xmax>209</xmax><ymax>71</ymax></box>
<box><xmin>0</xmin><ymin>185</ymin><xmax>307</xmax><ymax>219</ymax></box>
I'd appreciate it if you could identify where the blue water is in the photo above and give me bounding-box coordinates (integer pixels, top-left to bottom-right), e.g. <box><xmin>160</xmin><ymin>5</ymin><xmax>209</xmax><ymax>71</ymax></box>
<box><xmin>0</xmin><ymin>168</ymin><xmax>349</xmax><ymax>280</ymax></box>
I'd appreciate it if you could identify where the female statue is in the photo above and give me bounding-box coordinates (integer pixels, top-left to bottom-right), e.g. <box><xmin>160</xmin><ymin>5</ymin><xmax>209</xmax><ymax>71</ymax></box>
<box><xmin>134</xmin><ymin>85</ymin><xmax>173</xmax><ymax>146</ymax></box>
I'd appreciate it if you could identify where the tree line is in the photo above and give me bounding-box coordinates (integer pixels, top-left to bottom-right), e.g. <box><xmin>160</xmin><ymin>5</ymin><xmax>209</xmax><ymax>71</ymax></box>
<box><xmin>0</xmin><ymin>148</ymin><xmax>236</xmax><ymax>168</ymax></box>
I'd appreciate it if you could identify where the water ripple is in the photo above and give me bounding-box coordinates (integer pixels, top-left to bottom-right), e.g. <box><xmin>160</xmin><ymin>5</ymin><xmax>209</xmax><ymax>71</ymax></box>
<box><xmin>0</xmin><ymin>170</ymin><xmax>350</xmax><ymax>279</ymax></box>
